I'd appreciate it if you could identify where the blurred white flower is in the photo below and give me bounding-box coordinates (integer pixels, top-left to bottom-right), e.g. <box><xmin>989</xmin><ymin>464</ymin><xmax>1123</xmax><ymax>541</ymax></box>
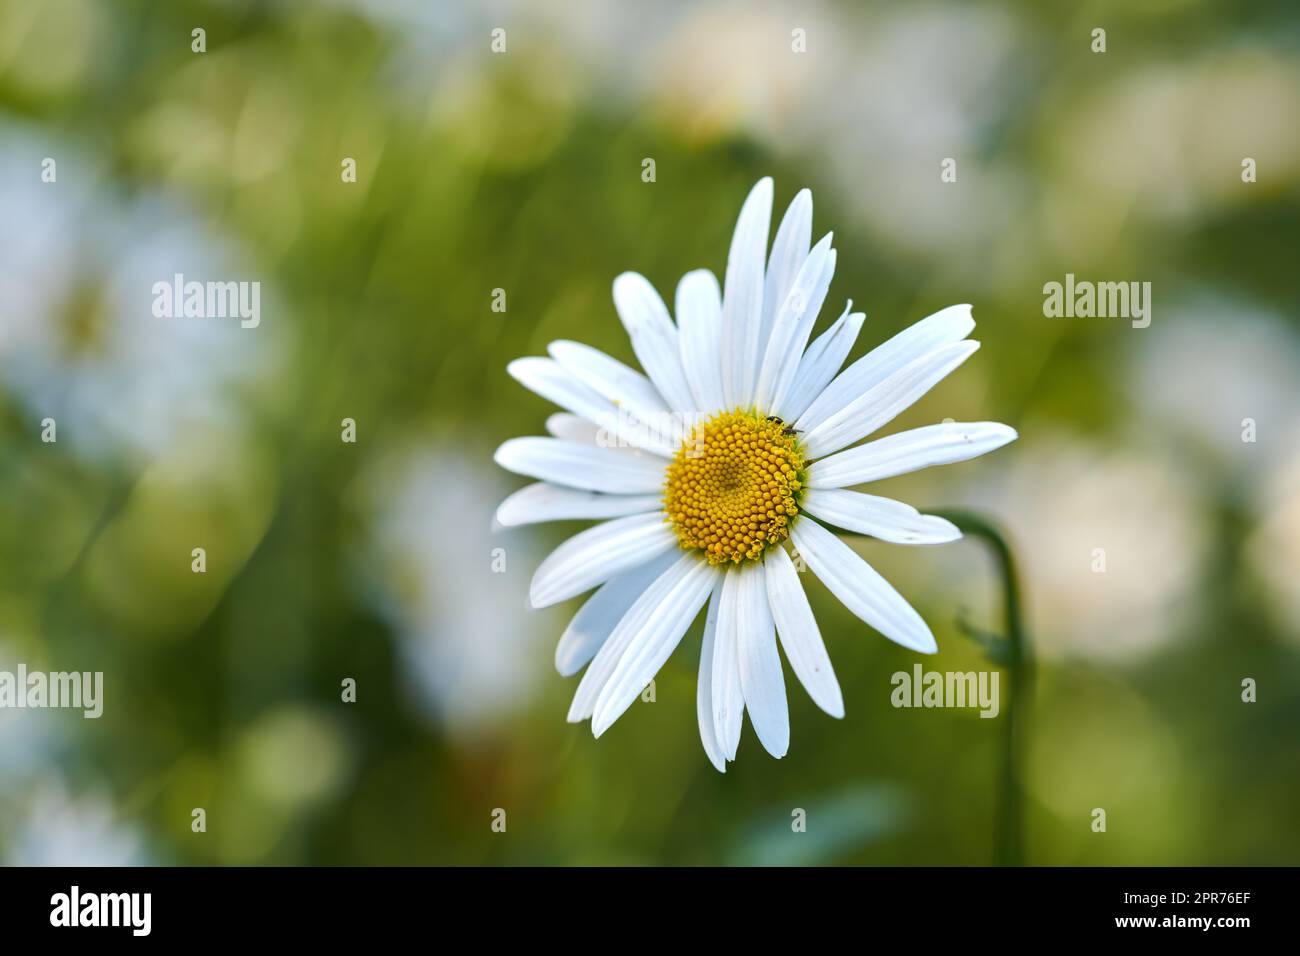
<box><xmin>650</xmin><ymin>3</ymin><xmax>1022</xmax><ymax>258</ymax></box>
<box><xmin>0</xmin><ymin>643</ymin><xmax>63</xmax><ymax>793</ymax></box>
<box><xmin>7</xmin><ymin>780</ymin><xmax>145</xmax><ymax>867</ymax></box>
<box><xmin>1042</xmin><ymin>51</ymin><xmax>1300</xmax><ymax>259</ymax></box>
<box><xmin>955</xmin><ymin>436</ymin><xmax>1209</xmax><ymax>663</ymax></box>
<box><xmin>0</xmin><ymin>124</ymin><xmax>285</xmax><ymax>464</ymax></box>
<box><xmin>809</xmin><ymin>6</ymin><xmax>1022</xmax><ymax>256</ymax></box>
<box><xmin>356</xmin><ymin>446</ymin><xmax>548</xmax><ymax>737</ymax></box>
<box><xmin>646</xmin><ymin>3</ymin><xmax>822</xmax><ymax>142</ymax></box>
<box><xmin>1128</xmin><ymin>295</ymin><xmax>1300</xmax><ymax>474</ymax></box>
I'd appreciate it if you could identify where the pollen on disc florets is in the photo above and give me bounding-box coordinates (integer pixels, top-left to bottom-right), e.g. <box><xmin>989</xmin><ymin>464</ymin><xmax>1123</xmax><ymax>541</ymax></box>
<box><xmin>663</xmin><ymin>409</ymin><xmax>806</xmax><ymax>565</ymax></box>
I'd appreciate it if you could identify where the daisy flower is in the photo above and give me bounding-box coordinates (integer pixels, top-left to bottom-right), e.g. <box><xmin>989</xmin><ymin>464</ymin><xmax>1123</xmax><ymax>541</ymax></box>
<box><xmin>495</xmin><ymin>178</ymin><xmax>1017</xmax><ymax>770</ymax></box>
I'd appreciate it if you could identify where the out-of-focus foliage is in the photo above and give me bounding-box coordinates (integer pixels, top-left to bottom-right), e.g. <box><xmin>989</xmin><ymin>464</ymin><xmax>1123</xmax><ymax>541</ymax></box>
<box><xmin>0</xmin><ymin>0</ymin><xmax>1297</xmax><ymax>865</ymax></box>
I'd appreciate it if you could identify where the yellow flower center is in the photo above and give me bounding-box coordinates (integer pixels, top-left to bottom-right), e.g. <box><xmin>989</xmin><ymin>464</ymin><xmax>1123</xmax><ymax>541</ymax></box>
<box><xmin>664</xmin><ymin>410</ymin><xmax>805</xmax><ymax>565</ymax></box>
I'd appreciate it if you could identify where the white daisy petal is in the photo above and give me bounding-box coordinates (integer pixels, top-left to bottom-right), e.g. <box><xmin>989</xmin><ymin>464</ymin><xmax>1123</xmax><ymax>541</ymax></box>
<box><xmin>543</xmin><ymin>412</ymin><xmax>660</xmax><ymax>460</ymax></box>
<box><xmin>545</xmin><ymin>412</ymin><xmax>600</xmax><ymax>444</ymax></box>
<box><xmin>676</xmin><ymin>269</ymin><xmax>725</xmax><ymax>414</ymax></box>
<box><xmin>612</xmin><ymin>272</ymin><xmax>698</xmax><ymax>413</ymax></box>
<box><xmin>764</xmin><ymin>545</ymin><xmax>844</xmax><ymax>718</ymax></box>
<box><xmin>495</xmin><ymin>482</ymin><xmax>662</xmax><ymax>528</ymax></box>
<box><xmin>548</xmin><ymin>340</ymin><xmax>669</xmax><ymax>425</ymax></box>
<box><xmin>530</xmin><ymin>512</ymin><xmax>676</xmax><ymax>609</ymax></box>
<box><xmin>760</xmin><ymin>188</ymin><xmax>813</xmax><ymax>355</ymax></box>
<box><xmin>555</xmin><ymin>551</ymin><xmax>677</xmax><ymax>677</ymax></box>
<box><xmin>799</xmin><ymin>340</ymin><xmax>980</xmax><ymax>460</ymax></box>
<box><xmin>494</xmin><ymin>437</ymin><xmax>666</xmax><ymax>494</ymax></box>
<box><xmin>721</xmin><ymin>177</ymin><xmax>774</xmax><ymax>408</ymax></box>
<box><xmin>591</xmin><ymin>558</ymin><xmax>718</xmax><ymax>738</ymax></box>
<box><xmin>696</xmin><ymin>587</ymin><xmax>728</xmax><ymax>772</ymax></box>
<box><xmin>780</xmin><ymin>305</ymin><xmax>864</xmax><ymax>422</ymax></box>
<box><xmin>510</xmin><ymin>356</ymin><xmax>604</xmax><ymax>419</ymax></box>
<box><xmin>711</xmin><ymin>568</ymin><xmax>747</xmax><ymax>760</ymax></box>
<box><xmin>806</xmin><ymin>421</ymin><xmax>1019</xmax><ymax>488</ymax></box>
<box><xmin>796</xmin><ymin>303</ymin><xmax>975</xmax><ymax>433</ymax></box>
<box><xmin>801</xmin><ymin>487</ymin><xmax>962</xmax><ymax>545</ymax></box>
<box><xmin>736</xmin><ymin>562</ymin><xmax>789</xmax><ymax>758</ymax></box>
<box><xmin>754</xmin><ymin>233</ymin><xmax>836</xmax><ymax>413</ymax></box>
<box><xmin>567</xmin><ymin>551</ymin><xmax>691</xmax><ymax>721</ymax></box>
<box><xmin>508</xmin><ymin>356</ymin><xmax>674</xmax><ymax>456</ymax></box>
<box><xmin>790</xmin><ymin>517</ymin><xmax>937</xmax><ymax>654</ymax></box>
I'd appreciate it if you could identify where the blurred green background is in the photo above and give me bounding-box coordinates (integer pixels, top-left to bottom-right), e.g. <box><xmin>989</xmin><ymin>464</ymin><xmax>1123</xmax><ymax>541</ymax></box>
<box><xmin>1</xmin><ymin>0</ymin><xmax>1297</xmax><ymax>865</ymax></box>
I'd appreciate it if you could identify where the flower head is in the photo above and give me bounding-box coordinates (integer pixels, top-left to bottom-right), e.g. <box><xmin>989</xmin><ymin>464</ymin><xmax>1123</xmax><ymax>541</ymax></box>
<box><xmin>495</xmin><ymin>178</ymin><xmax>1017</xmax><ymax>770</ymax></box>
<box><xmin>664</xmin><ymin>409</ymin><xmax>805</xmax><ymax>564</ymax></box>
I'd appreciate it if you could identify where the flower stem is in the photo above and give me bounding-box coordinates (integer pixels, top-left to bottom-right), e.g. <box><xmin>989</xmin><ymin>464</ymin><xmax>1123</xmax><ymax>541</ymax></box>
<box><xmin>932</xmin><ymin>509</ymin><xmax>1034</xmax><ymax>867</ymax></box>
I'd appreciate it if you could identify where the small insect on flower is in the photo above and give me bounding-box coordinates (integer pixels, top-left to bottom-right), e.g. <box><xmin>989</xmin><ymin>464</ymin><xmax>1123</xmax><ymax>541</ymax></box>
<box><xmin>766</xmin><ymin>415</ymin><xmax>801</xmax><ymax>438</ymax></box>
<box><xmin>494</xmin><ymin>178</ymin><xmax>1018</xmax><ymax>771</ymax></box>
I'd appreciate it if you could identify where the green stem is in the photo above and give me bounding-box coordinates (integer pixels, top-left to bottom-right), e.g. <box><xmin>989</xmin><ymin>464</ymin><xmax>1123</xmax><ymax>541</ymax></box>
<box><xmin>932</xmin><ymin>509</ymin><xmax>1034</xmax><ymax>867</ymax></box>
